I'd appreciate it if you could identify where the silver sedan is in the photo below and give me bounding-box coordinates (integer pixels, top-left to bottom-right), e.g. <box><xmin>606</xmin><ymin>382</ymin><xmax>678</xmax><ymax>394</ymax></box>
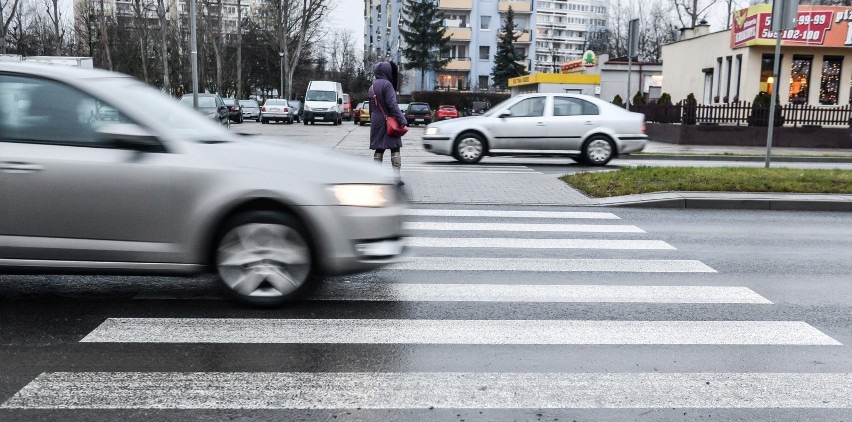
<box><xmin>422</xmin><ymin>93</ymin><xmax>647</xmax><ymax>166</ymax></box>
<box><xmin>0</xmin><ymin>63</ymin><xmax>406</xmax><ymax>306</ymax></box>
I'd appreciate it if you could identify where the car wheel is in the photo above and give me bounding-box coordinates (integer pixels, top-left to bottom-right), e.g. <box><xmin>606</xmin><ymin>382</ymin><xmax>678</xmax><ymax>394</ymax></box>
<box><xmin>582</xmin><ymin>136</ymin><xmax>615</xmax><ymax>166</ymax></box>
<box><xmin>261</xmin><ymin>118</ymin><xmax>267</xmax><ymax>124</ymax></box>
<box><xmin>216</xmin><ymin>211</ymin><xmax>318</xmax><ymax>306</ymax></box>
<box><xmin>453</xmin><ymin>133</ymin><xmax>485</xmax><ymax>164</ymax></box>
<box><xmin>303</xmin><ymin>120</ymin><xmax>308</xmax><ymax>125</ymax></box>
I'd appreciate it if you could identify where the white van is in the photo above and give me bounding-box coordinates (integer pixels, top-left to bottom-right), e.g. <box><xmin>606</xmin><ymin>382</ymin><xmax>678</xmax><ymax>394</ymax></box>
<box><xmin>303</xmin><ymin>80</ymin><xmax>343</xmax><ymax>125</ymax></box>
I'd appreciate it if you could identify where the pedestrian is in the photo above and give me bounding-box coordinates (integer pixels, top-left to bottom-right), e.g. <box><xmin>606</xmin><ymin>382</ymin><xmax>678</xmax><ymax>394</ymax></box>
<box><xmin>369</xmin><ymin>61</ymin><xmax>408</xmax><ymax>184</ymax></box>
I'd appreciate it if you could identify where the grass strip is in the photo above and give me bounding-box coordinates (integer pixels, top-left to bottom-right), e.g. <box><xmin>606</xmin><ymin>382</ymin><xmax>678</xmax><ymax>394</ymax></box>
<box><xmin>561</xmin><ymin>166</ymin><xmax>852</xmax><ymax>198</ymax></box>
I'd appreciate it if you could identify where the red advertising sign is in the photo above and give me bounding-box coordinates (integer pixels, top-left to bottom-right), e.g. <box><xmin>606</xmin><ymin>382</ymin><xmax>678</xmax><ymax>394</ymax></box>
<box><xmin>731</xmin><ymin>5</ymin><xmax>852</xmax><ymax>48</ymax></box>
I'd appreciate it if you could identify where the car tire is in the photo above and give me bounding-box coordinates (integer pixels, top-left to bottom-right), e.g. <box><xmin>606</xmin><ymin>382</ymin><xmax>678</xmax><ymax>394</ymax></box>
<box><xmin>215</xmin><ymin>211</ymin><xmax>318</xmax><ymax>307</ymax></box>
<box><xmin>303</xmin><ymin>120</ymin><xmax>308</xmax><ymax>125</ymax></box>
<box><xmin>261</xmin><ymin>118</ymin><xmax>267</xmax><ymax>124</ymax></box>
<box><xmin>453</xmin><ymin>133</ymin><xmax>485</xmax><ymax>164</ymax></box>
<box><xmin>359</xmin><ymin>122</ymin><xmax>365</xmax><ymax>126</ymax></box>
<box><xmin>581</xmin><ymin>135</ymin><xmax>615</xmax><ymax>166</ymax></box>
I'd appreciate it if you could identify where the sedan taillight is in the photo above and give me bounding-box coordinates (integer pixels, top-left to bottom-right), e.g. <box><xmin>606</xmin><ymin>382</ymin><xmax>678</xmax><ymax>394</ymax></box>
<box><xmin>261</xmin><ymin>107</ymin><xmax>266</xmax><ymax>112</ymax></box>
<box><xmin>284</xmin><ymin>108</ymin><xmax>289</xmax><ymax>112</ymax></box>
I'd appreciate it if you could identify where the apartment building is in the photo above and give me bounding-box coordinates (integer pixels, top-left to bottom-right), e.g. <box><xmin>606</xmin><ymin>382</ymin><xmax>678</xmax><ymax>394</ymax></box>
<box><xmin>534</xmin><ymin>0</ymin><xmax>607</xmax><ymax>74</ymax></box>
<box><xmin>364</xmin><ymin>0</ymin><xmax>537</xmax><ymax>92</ymax></box>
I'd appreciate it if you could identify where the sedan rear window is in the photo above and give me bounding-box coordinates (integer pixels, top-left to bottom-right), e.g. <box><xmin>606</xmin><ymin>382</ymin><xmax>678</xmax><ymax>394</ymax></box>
<box><xmin>410</xmin><ymin>104</ymin><xmax>429</xmax><ymax>112</ymax></box>
<box><xmin>264</xmin><ymin>100</ymin><xmax>287</xmax><ymax>106</ymax></box>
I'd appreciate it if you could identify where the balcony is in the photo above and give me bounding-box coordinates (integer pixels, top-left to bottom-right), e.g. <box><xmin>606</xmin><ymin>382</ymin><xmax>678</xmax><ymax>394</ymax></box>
<box><xmin>447</xmin><ymin>27</ymin><xmax>472</xmax><ymax>41</ymax></box>
<box><xmin>438</xmin><ymin>0</ymin><xmax>472</xmax><ymax>10</ymax></box>
<box><xmin>498</xmin><ymin>30</ymin><xmax>531</xmax><ymax>43</ymax></box>
<box><xmin>499</xmin><ymin>1</ymin><xmax>532</xmax><ymax>13</ymax></box>
<box><xmin>444</xmin><ymin>58</ymin><xmax>472</xmax><ymax>71</ymax></box>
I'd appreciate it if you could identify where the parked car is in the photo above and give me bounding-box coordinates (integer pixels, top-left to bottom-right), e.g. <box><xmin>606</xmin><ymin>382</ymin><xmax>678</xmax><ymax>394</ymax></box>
<box><xmin>355</xmin><ymin>100</ymin><xmax>371</xmax><ymax>126</ymax></box>
<box><xmin>222</xmin><ymin>98</ymin><xmax>243</xmax><ymax>124</ymax></box>
<box><xmin>260</xmin><ymin>99</ymin><xmax>293</xmax><ymax>124</ymax></box>
<box><xmin>289</xmin><ymin>100</ymin><xmax>302</xmax><ymax>123</ymax></box>
<box><xmin>422</xmin><ymin>93</ymin><xmax>647</xmax><ymax>166</ymax></box>
<box><xmin>239</xmin><ymin>99</ymin><xmax>261</xmax><ymax>122</ymax></box>
<box><xmin>179</xmin><ymin>93</ymin><xmax>230</xmax><ymax>128</ymax></box>
<box><xmin>0</xmin><ymin>62</ymin><xmax>406</xmax><ymax>306</ymax></box>
<box><xmin>342</xmin><ymin>93</ymin><xmax>352</xmax><ymax>120</ymax></box>
<box><xmin>303</xmin><ymin>80</ymin><xmax>343</xmax><ymax>125</ymax></box>
<box><xmin>436</xmin><ymin>105</ymin><xmax>459</xmax><ymax>121</ymax></box>
<box><xmin>469</xmin><ymin>101</ymin><xmax>491</xmax><ymax>116</ymax></box>
<box><xmin>406</xmin><ymin>102</ymin><xmax>432</xmax><ymax>125</ymax></box>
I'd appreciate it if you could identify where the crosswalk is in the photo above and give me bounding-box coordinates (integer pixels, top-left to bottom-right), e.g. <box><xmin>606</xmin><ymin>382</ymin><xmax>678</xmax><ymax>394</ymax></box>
<box><xmin>1</xmin><ymin>207</ymin><xmax>847</xmax><ymax>412</ymax></box>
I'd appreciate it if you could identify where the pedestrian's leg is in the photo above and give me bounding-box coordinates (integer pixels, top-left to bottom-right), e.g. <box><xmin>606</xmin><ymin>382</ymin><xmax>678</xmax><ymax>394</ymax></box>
<box><xmin>373</xmin><ymin>149</ymin><xmax>384</xmax><ymax>163</ymax></box>
<box><xmin>390</xmin><ymin>148</ymin><xmax>402</xmax><ymax>185</ymax></box>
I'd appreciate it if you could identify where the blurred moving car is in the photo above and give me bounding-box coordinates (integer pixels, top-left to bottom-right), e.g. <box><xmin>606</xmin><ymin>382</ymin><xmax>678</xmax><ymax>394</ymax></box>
<box><xmin>436</xmin><ymin>105</ymin><xmax>459</xmax><ymax>121</ymax></box>
<box><xmin>289</xmin><ymin>100</ymin><xmax>302</xmax><ymax>123</ymax></box>
<box><xmin>406</xmin><ymin>102</ymin><xmax>432</xmax><ymax>126</ymax></box>
<box><xmin>179</xmin><ymin>93</ymin><xmax>230</xmax><ymax>128</ymax></box>
<box><xmin>342</xmin><ymin>93</ymin><xmax>352</xmax><ymax>121</ymax></box>
<box><xmin>239</xmin><ymin>99</ymin><xmax>261</xmax><ymax>122</ymax></box>
<box><xmin>355</xmin><ymin>100</ymin><xmax>371</xmax><ymax>126</ymax></box>
<box><xmin>422</xmin><ymin>93</ymin><xmax>646</xmax><ymax>166</ymax></box>
<box><xmin>222</xmin><ymin>98</ymin><xmax>243</xmax><ymax>124</ymax></box>
<box><xmin>260</xmin><ymin>99</ymin><xmax>292</xmax><ymax>124</ymax></box>
<box><xmin>0</xmin><ymin>63</ymin><xmax>406</xmax><ymax>306</ymax></box>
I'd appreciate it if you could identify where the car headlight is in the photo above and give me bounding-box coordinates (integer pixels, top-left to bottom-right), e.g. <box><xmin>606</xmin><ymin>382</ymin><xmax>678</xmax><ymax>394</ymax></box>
<box><xmin>303</xmin><ymin>105</ymin><xmax>311</xmax><ymax>111</ymax></box>
<box><xmin>425</xmin><ymin>127</ymin><xmax>439</xmax><ymax>135</ymax></box>
<box><xmin>331</xmin><ymin>184</ymin><xmax>395</xmax><ymax>207</ymax></box>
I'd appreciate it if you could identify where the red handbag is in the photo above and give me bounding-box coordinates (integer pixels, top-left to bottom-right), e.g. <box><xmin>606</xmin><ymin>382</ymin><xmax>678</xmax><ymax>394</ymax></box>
<box><xmin>370</xmin><ymin>87</ymin><xmax>408</xmax><ymax>137</ymax></box>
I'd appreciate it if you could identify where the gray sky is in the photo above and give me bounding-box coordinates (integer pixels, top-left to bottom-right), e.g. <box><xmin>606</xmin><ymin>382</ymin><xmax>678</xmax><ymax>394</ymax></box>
<box><xmin>329</xmin><ymin>0</ymin><xmax>365</xmax><ymax>44</ymax></box>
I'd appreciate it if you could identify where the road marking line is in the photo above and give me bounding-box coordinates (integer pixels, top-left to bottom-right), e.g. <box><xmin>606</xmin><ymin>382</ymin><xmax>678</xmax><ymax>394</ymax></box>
<box><xmin>402</xmin><ymin>169</ymin><xmax>541</xmax><ymax>175</ymax></box>
<box><xmin>314</xmin><ymin>284</ymin><xmax>771</xmax><ymax>304</ymax></box>
<box><xmin>6</xmin><ymin>372</ymin><xmax>851</xmax><ymax>409</ymax></box>
<box><xmin>390</xmin><ymin>258</ymin><xmax>716</xmax><ymax>273</ymax></box>
<box><xmin>79</xmin><ymin>319</ymin><xmax>838</xmax><ymax>345</ymax></box>
<box><xmin>404</xmin><ymin>222</ymin><xmax>646</xmax><ymax>233</ymax></box>
<box><xmin>405</xmin><ymin>209</ymin><xmax>620</xmax><ymax>219</ymax></box>
<box><xmin>407</xmin><ymin>237</ymin><xmax>674</xmax><ymax>250</ymax></box>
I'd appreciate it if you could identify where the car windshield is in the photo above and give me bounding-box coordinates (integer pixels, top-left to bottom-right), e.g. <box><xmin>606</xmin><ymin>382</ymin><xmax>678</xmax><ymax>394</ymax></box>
<box><xmin>239</xmin><ymin>100</ymin><xmax>258</xmax><ymax>108</ymax></box>
<box><xmin>305</xmin><ymin>90</ymin><xmax>335</xmax><ymax>102</ymax></box>
<box><xmin>264</xmin><ymin>100</ymin><xmax>287</xmax><ymax>106</ymax></box>
<box><xmin>103</xmin><ymin>79</ymin><xmax>231</xmax><ymax>141</ymax></box>
<box><xmin>180</xmin><ymin>96</ymin><xmax>216</xmax><ymax>109</ymax></box>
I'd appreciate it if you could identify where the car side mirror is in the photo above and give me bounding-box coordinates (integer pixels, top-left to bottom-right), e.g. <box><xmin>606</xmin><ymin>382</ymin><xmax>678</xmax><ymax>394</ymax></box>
<box><xmin>338</xmin><ymin>98</ymin><xmax>343</xmax><ymax>105</ymax></box>
<box><xmin>219</xmin><ymin>105</ymin><xmax>228</xmax><ymax>112</ymax></box>
<box><xmin>97</xmin><ymin>123</ymin><xmax>164</xmax><ymax>153</ymax></box>
<box><xmin>499</xmin><ymin>110</ymin><xmax>512</xmax><ymax>118</ymax></box>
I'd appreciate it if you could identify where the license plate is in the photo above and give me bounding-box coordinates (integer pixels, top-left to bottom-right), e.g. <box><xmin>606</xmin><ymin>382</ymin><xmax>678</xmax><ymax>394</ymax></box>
<box><xmin>316</xmin><ymin>116</ymin><xmax>324</xmax><ymax>120</ymax></box>
<box><xmin>416</xmin><ymin>119</ymin><xmax>424</xmax><ymax>122</ymax></box>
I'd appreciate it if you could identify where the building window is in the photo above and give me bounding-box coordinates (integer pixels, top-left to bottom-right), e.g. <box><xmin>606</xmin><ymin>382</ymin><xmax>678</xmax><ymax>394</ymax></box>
<box><xmin>715</xmin><ymin>57</ymin><xmax>722</xmax><ymax>103</ymax></box>
<box><xmin>760</xmin><ymin>53</ymin><xmax>782</xmax><ymax>95</ymax></box>
<box><xmin>819</xmin><ymin>56</ymin><xmax>843</xmax><ymax>105</ymax></box>
<box><xmin>789</xmin><ymin>55</ymin><xmax>813</xmax><ymax>104</ymax></box>
<box><xmin>479</xmin><ymin>46</ymin><xmax>490</xmax><ymax>61</ymax></box>
<box><xmin>734</xmin><ymin>55</ymin><xmax>742</xmax><ymax>102</ymax></box>
<box><xmin>725</xmin><ymin>56</ymin><xmax>733</xmax><ymax>102</ymax></box>
<box><xmin>479</xmin><ymin>75</ymin><xmax>489</xmax><ymax>90</ymax></box>
<box><xmin>480</xmin><ymin>16</ymin><xmax>491</xmax><ymax>30</ymax></box>
<box><xmin>703</xmin><ymin>69</ymin><xmax>713</xmax><ymax>104</ymax></box>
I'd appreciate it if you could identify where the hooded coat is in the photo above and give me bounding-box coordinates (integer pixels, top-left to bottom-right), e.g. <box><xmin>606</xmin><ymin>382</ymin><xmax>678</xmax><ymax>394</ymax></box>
<box><xmin>369</xmin><ymin>62</ymin><xmax>407</xmax><ymax>150</ymax></box>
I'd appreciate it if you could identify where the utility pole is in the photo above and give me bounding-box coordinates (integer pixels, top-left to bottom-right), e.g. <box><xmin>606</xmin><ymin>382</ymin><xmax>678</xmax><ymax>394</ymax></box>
<box><xmin>189</xmin><ymin>0</ymin><xmax>199</xmax><ymax>108</ymax></box>
<box><xmin>626</xmin><ymin>18</ymin><xmax>638</xmax><ymax>110</ymax></box>
<box><xmin>766</xmin><ymin>0</ymin><xmax>798</xmax><ymax>168</ymax></box>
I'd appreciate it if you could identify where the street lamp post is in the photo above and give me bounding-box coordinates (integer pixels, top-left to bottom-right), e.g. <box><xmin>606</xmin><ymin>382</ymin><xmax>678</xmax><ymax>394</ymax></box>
<box><xmin>550</xmin><ymin>48</ymin><xmax>558</xmax><ymax>74</ymax></box>
<box><xmin>278</xmin><ymin>52</ymin><xmax>284</xmax><ymax>99</ymax></box>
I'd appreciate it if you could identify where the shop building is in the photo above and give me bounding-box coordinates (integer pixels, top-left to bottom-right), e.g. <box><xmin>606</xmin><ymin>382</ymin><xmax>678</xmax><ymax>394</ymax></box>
<box><xmin>661</xmin><ymin>4</ymin><xmax>852</xmax><ymax>106</ymax></box>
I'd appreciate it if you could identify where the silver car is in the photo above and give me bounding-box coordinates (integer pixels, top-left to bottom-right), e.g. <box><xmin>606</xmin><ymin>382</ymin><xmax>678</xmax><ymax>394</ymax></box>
<box><xmin>0</xmin><ymin>63</ymin><xmax>406</xmax><ymax>306</ymax></box>
<box><xmin>422</xmin><ymin>93</ymin><xmax>647</xmax><ymax>166</ymax></box>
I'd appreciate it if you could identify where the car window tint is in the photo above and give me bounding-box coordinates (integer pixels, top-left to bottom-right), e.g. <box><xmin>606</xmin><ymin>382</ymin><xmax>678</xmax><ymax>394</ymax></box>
<box><xmin>553</xmin><ymin>97</ymin><xmax>599</xmax><ymax>116</ymax></box>
<box><xmin>0</xmin><ymin>74</ymin><xmax>131</xmax><ymax>146</ymax></box>
<box><xmin>508</xmin><ymin>97</ymin><xmax>546</xmax><ymax>118</ymax></box>
<box><xmin>410</xmin><ymin>104</ymin><xmax>429</xmax><ymax>111</ymax></box>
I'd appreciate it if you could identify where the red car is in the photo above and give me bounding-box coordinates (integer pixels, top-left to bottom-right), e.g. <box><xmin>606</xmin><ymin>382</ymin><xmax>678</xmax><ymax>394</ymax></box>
<box><xmin>436</xmin><ymin>105</ymin><xmax>459</xmax><ymax>120</ymax></box>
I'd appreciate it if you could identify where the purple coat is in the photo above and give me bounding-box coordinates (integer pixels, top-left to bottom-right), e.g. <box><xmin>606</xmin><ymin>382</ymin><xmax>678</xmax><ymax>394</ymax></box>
<box><xmin>369</xmin><ymin>62</ymin><xmax>407</xmax><ymax>150</ymax></box>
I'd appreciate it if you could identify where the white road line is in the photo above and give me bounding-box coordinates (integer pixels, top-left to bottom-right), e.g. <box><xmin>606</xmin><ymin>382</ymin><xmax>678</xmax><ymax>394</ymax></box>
<box><xmin>7</xmin><ymin>372</ymin><xmax>852</xmax><ymax>409</ymax></box>
<box><xmin>79</xmin><ymin>319</ymin><xmax>839</xmax><ymax>345</ymax></box>
<box><xmin>405</xmin><ymin>209</ymin><xmax>620</xmax><ymax>219</ymax></box>
<box><xmin>390</xmin><ymin>258</ymin><xmax>716</xmax><ymax>273</ymax></box>
<box><xmin>407</xmin><ymin>237</ymin><xmax>675</xmax><ymax>250</ymax></box>
<box><xmin>314</xmin><ymin>284</ymin><xmax>771</xmax><ymax>304</ymax></box>
<box><xmin>404</xmin><ymin>222</ymin><xmax>646</xmax><ymax>233</ymax></box>
<box><xmin>405</xmin><ymin>165</ymin><xmax>533</xmax><ymax>170</ymax></box>
<box><xmin>402</xmin><ymin>169</ymin><xmax>541</xmax><ymax>175</ymax></box>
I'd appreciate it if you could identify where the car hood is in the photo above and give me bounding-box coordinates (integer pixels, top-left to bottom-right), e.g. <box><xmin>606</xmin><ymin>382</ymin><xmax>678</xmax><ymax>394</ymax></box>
<box><xmin>194</xmin><ymin>136</ymin><xmax>395</xmax><ymax>184</ymax></box>
<box><xmin>305</xmin><ymin>101</ymin><xmax>336</xmax><ymax>109</ymax></box>
<box><xmin>428</xmin><ymin>116</ymin><xmax>480</xmax><ymax>131</ymax></box>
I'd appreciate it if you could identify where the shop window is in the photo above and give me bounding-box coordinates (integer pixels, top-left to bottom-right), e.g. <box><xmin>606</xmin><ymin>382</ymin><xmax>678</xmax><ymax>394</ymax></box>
<box><xmin>759</xmin><ymin>54</ymin><xmax>782</xmax><ymax>95</ymax></box>
<box><xmin>819</xmin><ymin>56</ymin><xmax>843</xmax><ymax>105</ymax></box>
<box><xmin>788</xmin><ymin>55</ymin><xmax>812</xmax><ymax>105</ymax></box>
<box><xmin>734</xmin><ymin>55</ymin><xmax>742</xmax><ymax>102</ymax></box>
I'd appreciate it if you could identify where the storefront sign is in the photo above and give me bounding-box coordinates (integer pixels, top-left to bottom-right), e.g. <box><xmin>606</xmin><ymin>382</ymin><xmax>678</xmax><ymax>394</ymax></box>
<box><xmin>732</xmin><ymin>4</ymin><xmax>852</xmax><ymax>48</ymax></box>
<box><xmin>560</xmin><ymin>59</ymin><xmax>584</xmax><ymax>73</ymax></box>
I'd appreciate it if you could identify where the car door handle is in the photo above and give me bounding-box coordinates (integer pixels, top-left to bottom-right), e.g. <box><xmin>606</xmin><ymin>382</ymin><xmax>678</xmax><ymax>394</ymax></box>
<box><xmin>536</xmin><ymin>122</ymin><xmax>546</xmax><ymax>126</ymax></box>
<box><xmin>585</xmin><ymin>121</ymin><xmax>594</xmax><ymax>125</ymax></box>
<box><xmin>0</xmin><ymin>162</ymin><xmax>45</xmax><ymax>173</ymax></box>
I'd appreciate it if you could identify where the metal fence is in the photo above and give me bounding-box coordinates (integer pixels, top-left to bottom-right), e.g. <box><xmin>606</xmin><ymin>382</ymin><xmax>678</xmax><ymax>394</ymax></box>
<box><xmin>633</xmin><ymin>102</ymin><xmax>852</xmax><ymax>127</ymax></box>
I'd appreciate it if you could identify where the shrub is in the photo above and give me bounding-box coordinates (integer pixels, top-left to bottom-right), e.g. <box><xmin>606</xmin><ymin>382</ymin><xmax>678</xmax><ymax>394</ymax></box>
<box><xmin>683</xmin><ymin>93</ymin><xmax>697</xmax><ymax>125</ymax></box>
<box><xmin>632</xmin><ymin>90</ymin><xmax>646</xmax><ymax>106</ymax></box>
<box><xmin>657</xmin><ymin>93</ymin><xmax>672</xmax><ymax>106</ymax></box>
<box><xmin>747</xmin><ymin>92</ymin><xmax>783</xmax><ymax>127</ymax></box>
<box><xmin>612</xmin><ymin>95</ymin><xmax>624</xmax><ymax>107</ymax></box>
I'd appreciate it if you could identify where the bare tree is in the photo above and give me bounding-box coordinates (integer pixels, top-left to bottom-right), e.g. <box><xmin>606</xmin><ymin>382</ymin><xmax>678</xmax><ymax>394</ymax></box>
<box><xmin>131</xmin><ymin>0</ymin><xmax>155</xmax><ymax>82</ymax></box>
<box><xmin>44</xmin><ymin>0</ymin><xmax>64</xmax><ymax>54</ymax></box>
<box><xmin>672</xmin><ymin>0</ymin><xmax>718</xmax><ymax>28</ymax></box>
<box><xmin>0</xmin><ymin>0</ymin><xmax>20</xmax><ymax>53</ymax></box>
<box><xmin>156</xmin><ymin>0</ymin><xmax>170</xmax><ymax>92</ymax></box>
<box><xmin>235</xmin><ymin>0</ymin><xmax>243</xmax><ymax>98</ymax></box>
<box><xmin>98</xmin><ymin>0</ymin><xmax>113</xmax><ymax>69</ymax></box>
<box><xmin>275</xmin><ymin>0</ymin><xmax>331</xmax><ymax>99</ymax></box>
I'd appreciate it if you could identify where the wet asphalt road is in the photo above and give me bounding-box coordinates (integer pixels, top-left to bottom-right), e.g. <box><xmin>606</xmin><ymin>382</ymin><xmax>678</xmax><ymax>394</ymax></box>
<box><xmin>1</xmin><ymin>206</ymin><xmax>851</xmax><ymax>421</ymax></box>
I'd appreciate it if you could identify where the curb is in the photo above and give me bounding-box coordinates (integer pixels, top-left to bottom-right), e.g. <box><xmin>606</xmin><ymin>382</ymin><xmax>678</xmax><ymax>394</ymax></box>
<box><xmin>628</xmin><ymin>154</ymin><xmax>852</xmax><ymax>163</ymax></box>
<box><xmin>592</xmin><ymin>194</ymin><xmax>852</xmax><ymax>212</ymax></box>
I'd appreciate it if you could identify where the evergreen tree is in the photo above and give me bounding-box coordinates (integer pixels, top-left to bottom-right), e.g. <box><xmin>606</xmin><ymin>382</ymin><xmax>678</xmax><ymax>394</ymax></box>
<box><xmin>491</xmin><ymin>6</ymin><xmax>528</xmax><ymax>90</ymax></box>
<box><xmin>399</xmin><ymin>0</ymin><xmax>451</xmax><ymax>90</ymax></box>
